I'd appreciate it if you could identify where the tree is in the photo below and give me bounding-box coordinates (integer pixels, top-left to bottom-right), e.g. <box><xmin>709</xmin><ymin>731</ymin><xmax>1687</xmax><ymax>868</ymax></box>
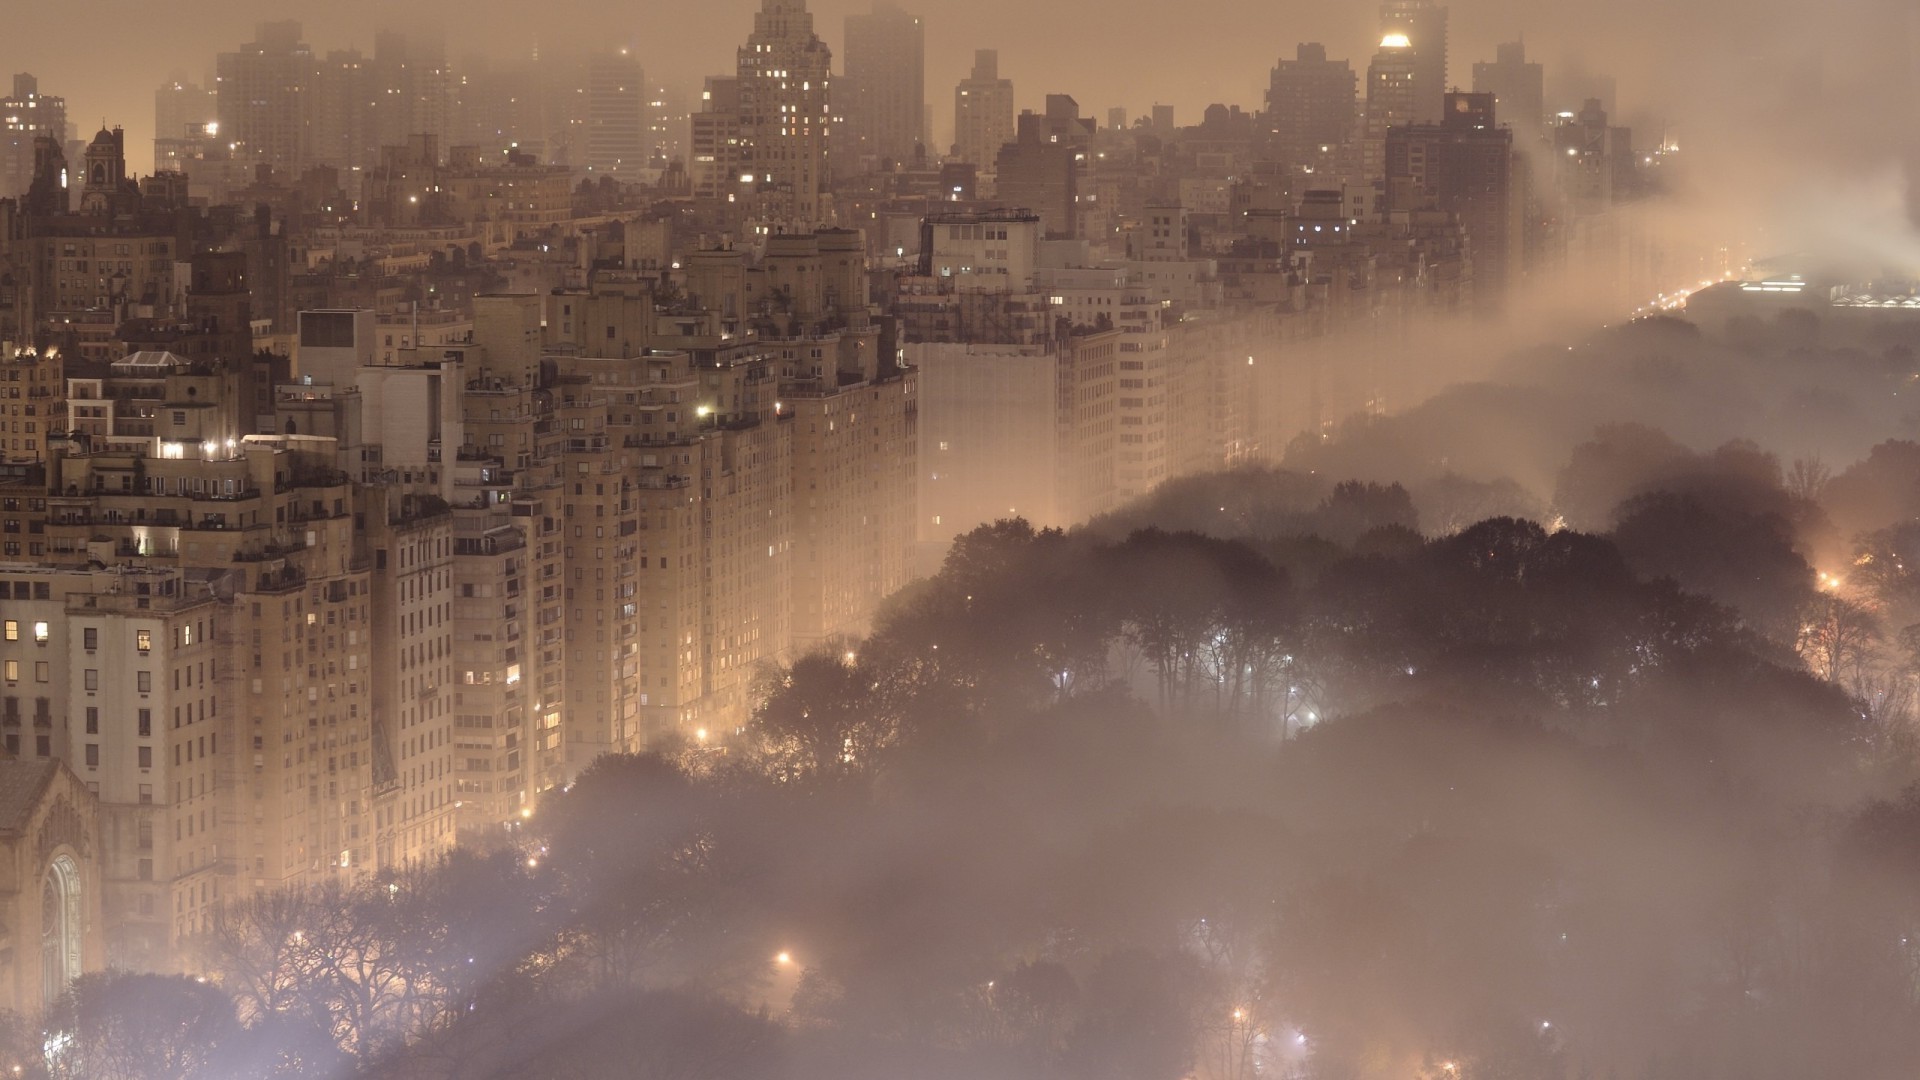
<box><xmin>44</xmin><ymin>972</ymin><xmax>237</xmax><ymax>1080</ymax></box>
<box><xmin>751</xmin><ymin>646</ymin><xmax>894</xmax><ymax>781</ymax></box>
<box><xmin>1797</xmin><ymin>593</ymin><xmax>1881</xmax><ymax>685</ymax></box>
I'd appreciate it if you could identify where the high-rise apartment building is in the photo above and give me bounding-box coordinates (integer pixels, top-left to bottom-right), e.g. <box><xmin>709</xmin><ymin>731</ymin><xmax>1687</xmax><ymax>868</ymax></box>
<box><xmin>1473</xmin><ymin>41</ymin><xmax>1545</xmax><ymax>136</ymax></box>
<box><xmin>953</xmin><ymin>50</ymin><xmax>1013</xmax><ymax>170</ymax></box>
<box><xmin>153</xmin><ymin>78</ymin><xmax>217</xmax><ymax>175</ymax></box>
<box><xmin>1378</xmin><ymin>0</ymin><xmax>1448</xmax><ymax>124</ymax></box>
<box><xmin>736</xmin><ymin>0</ymin><xmax>836</xmax><ymax>233</ymax></box>
<box><xmin>1386</xmin><ymin>92</ymin><xmax>1521</xmax><ymax>309</ymax></box>
<box><xmin>843</xmin><ymin>2</ymin><xmax>926</xmax><ymax>169</ymax></box>
<box><xmin>1</xmin><ymin>75</ymin><xmax>67</xmax><ymax>201</ymax></box>
<box><xmin>216</xmin><ymin>21</ymin><xmax>315</xmax><ymax>175</ymax></box>
<box><xmin>691</xmin><ymin>77</ymin><xmax>744</xmax><ymax>201</ymax></box>
<box><xmin>587</xmin><ymin>50</ymin><xmax>647</xmax><ymax>177</ymax></box>
<box><xmin>1266</xmin><ymin>44</ymin><xmax>1356</xmax><ymax>175</ymax></box>
<box><xmin>311</xmin><ymin>50</ymin><xmax>375</xmax><ymax>173</ymax></box>
<box><xmin>1366</xmin><ymin>33</ymin><xmax>1420</xmax><ymax>136</ymax></box>
<box><xmin>995</xmin><ymin>95</ymin><xmax>1093</xmax><ymax>240</ymax></box>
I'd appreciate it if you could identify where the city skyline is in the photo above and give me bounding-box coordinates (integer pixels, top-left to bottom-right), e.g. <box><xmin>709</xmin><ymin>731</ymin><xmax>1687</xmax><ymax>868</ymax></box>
<box><xmin>4</xmin><ymin>0</ymin><xmax>1904</xmax><ymax>182</ymax></box>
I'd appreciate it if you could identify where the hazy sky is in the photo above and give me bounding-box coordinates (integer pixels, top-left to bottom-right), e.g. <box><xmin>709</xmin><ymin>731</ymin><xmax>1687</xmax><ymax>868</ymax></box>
<box><xmin>4</xmin><ymin>0</ymin><xmax>1914</xmax><ymax>211</ymax></box>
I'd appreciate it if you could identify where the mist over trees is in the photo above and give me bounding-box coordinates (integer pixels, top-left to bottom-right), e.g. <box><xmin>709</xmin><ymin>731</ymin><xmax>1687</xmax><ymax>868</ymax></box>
<box><xmin>10</xmin><ymin>400</ymin><xmax>1914</xmax><ymax>1077</ymax></box>
<box><xmin>4</xmin><ymin>312</ymin><xmax>1918</xmax><ymax>1077</ymax></box>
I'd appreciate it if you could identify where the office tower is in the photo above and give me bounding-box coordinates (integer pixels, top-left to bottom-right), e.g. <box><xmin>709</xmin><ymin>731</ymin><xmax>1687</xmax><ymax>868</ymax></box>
<box><xmin>953</xmin><ymin>50</ymin><xmax>1014</xmax><ymax>169</ymax></box>
<box><xmin>995</xmin><ymin>95</ymin><xmax>1093</xmax><ymax>239</ymax></box>
<box><xmin>843</xmin><ymin>2</ymin><xmax>926</xmax><ymax>169</ymax></box>
<box><xmin>587</xmin><ymin>50</ymin><xmax>647</xmax><ymax>176</ymax></box>
<box><xmin>736</xmin><ymin>0</ymin><xmax>835</xmax><ymax>233</ymax></box>
<box><xmin>1267</xmin><ymin>44</ymin><xmax>1357</xmax><ymax>171</ymax></box>
<box><xmin>1386</xmin><ymin>91</ymin><xmax>1521</xmax><ymax>308</ymax></box>
<box><xmin>217</xmin><ymin>21</ymin><xmax>315</xmax><ymax>175</ymax></box>
<box><xmin>1379</xmin><ymin>0</ymin><xmax>1448</xmax><ymax>124</ymax></box>
<box><xmin>1473</xmin><ymin>41</ymin><xmax>1545</xmax><ymax>135</ymax></box>
<box><xmin>1</xmin><ymin>75</ymin><xmax>67</xmax><ymax>200</ymax></box>
<box><xmin>1151</xmin><ymin>104</ymin><xmax>1175</xmax><ymax>133</ymax></box>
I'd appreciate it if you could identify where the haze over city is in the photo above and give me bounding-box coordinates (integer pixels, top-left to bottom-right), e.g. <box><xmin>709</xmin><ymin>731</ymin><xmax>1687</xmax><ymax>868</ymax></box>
<box><xmin>0</xmin><ymin>0</ymin><xmax>1915</xmax><ymax>1077</ymax></box>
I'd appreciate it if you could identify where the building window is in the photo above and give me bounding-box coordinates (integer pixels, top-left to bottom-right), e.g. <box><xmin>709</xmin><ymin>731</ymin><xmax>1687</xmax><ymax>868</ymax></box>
<box><xmin>31</xmin><ymin>622</ymin><xmax>47</xmax><ymax>644</ymax></box>
<box><xmin>137</xmin><ymin>709</ymin><xmax>151</xmax><ymax>737</ymax></box>
<box><xmin>83</xmin><ymin>670</ymin><xmax>97</xmax><ymax>691</ymax></box>
<box><xmin>84</xmin><ymin>744</ymin><xmax>97</xmax><ymax>767</ymax></box>
<box><xmin>137</xmin><ymin>747</ymin><xmax>151</xmax><ymax>769</ymax></box>
<box><xmin>34</xmin><ymin>735</ymin><xmax>47</xmax><ymax>758</ymax></box>
<box><xmin>2</xmin><ymin>621</ymin><xmax>14</xmax><ymax>641</ymax></box>
<box><xmin>3</xmin><ymin>661</ymin><xmax>16</xmax><ymax>683</ymax></box>
<box><xmin>33</xmin><ymin>662</ymin><xmax>46</xmax><ymax>683</ymax></box>
<box><xmin>138</xmin><ymin>784</ymin><xmax>152</xmax><ymax>804</ymax></box>
<box><xmin>136</xmin><ymin>672</ymin><xmax>151</xmax><ymax>693</ymax></box>
<box><xmin>136</xmin><ymin>629</ymin><xmax>151</xmax><ymax>653</ymax></box>
<box><xmin>85</xmin><ymin>708</ymin><xmax>97</xmax><ymax>734</ymax></box>
<box><xmin>82</xmin><ymin>628</ymin><xmax>97</xmax><ymax>651</ymax></box>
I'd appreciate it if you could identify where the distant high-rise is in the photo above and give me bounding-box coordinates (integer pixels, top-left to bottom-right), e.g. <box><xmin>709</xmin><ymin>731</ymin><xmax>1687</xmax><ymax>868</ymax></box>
<box><xmin>1379</xmin><ymin>0</ymin><xmax>1448</xmax><ymax>124</ymax></box>
<box><xmin>1267</xmin><ymin>43</ymin><xmax>1356</xmax><ymax>171</ymax></box>
<box><xmin>737</xmin><ymin>0</ymin><xmax>835</xmax><ymax>232</ymax></box>
<box><xmin>953</xmin><ymin>50</ymin><xmax>1013</xmax><ymax>169</ymax></box>
<box><xmin>153</xmin><ymin>77</ymin><xmax>216</xmax><ymax>173</ymax></box>
<box><xmin>691</xmin><ymin>76</ymin><xmax>743</xmax><ymax>200</ymax></box>
<box><xmin>1</xmin><ymin>74</ymin><xmax>67</xmax><ymax>200</ymax></box>
<box><xmin>311</xmin><ymin>50</ymin><xmax>374</xmax><ymax>172</ymax></box>
<box><xmin>1386</xmin><ymin>91</ymin><xmax>1521</xmax><ymax>309</ymax></box>
<box><xmin>1473</xmin><ymin>41</ymin><xmax>1545</xmax><ymax>134</ymax></box>
<box><xmin>371</xmin><ymin>31</ymin><xmax>452</xmax><ymax>151</ymax></box>
<box><xmin>217</xmin><ymin>21</ymin><xmax>315</xmax><ymax>175</ymax></box>
<box><xmin>843</xmin><ymin>2</ymin><xmax>925</xmax><ymax>169</ymax></box>
<box><xmin>995</xmin><ymin>95</ymin><xmax>1093</xmax><ymax>239</ymax></box>
<box><xmin>1366</xmin><ymin>32</ymin><xmax>1419</xmax><ymax>136</ymax></box>
<box><xmin>587</xmin><ymin>50</ymin><xmax>647</xmax><ymax>176</ymax></box>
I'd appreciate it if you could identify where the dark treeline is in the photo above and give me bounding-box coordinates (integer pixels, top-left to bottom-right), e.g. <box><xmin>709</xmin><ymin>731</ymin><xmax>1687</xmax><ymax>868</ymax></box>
<box><xmin>13</xmin><ymin>411</ymin><xmax>1920</xmax><ymax>1077</ymax></box>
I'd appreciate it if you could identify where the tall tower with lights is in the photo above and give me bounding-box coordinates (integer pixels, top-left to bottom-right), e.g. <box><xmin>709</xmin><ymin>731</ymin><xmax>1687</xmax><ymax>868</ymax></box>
<box><xmin>1378</xmin><ymin>0</ymin><xmax>1447</xmax><ymax>124</ymax></box>
<box><xmin>736</xmin><ymin>0</ymin><xmax>835</xmax><ymax>234</ymax></box>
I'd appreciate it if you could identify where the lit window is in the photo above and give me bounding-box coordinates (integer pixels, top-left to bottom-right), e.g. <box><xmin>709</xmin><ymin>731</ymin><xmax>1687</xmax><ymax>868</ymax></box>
<box><xmin>2</xmin><ymin>621</ymin><xmax>14</xmax><ymax>641</ymax></box>
<box><xmin>136</xmin><ymin>629</ymin><xmax>151</xmax><ymax>652</ymax></box>
<box><xmin>32</xmin><ymin>622</ymin><xmax>47</xmax><ymax>643</ymax></box>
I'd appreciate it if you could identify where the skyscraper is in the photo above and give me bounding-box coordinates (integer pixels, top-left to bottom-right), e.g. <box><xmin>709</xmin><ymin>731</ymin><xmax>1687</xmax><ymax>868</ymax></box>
<box><xmin>1379</xmin><ymin>0</ymin><xmax>1448</xmax><ymax>124</ymax></box>
<box><xmin>736</xmin><ymin>0</ymin><xmax>835</xmax><ymax>232</ymax></box>
<box><xmin>1</xmin><ymin>75</ymin><xmax>66</xmax><ymax>200</ymax></box>
<box><xmin>587</xmin><ymin>50</ymin><xmax>646</xmax><ymax>176</ymax></box>
<box><xmin>216</xmin><ymin>21</ymin><xmax>315</xmax><ymax>175</ymax></box>
<box><xmin>1473</xmin><ymin>41</ymin><xmax>1545</xmax><ymax>135</ymax></box>
<box><xmin>953</xmin><ymin>50</ymin><xmax>1014</xmax><ymax>170</ymax></box>
<box><xmin>843</xmin><ymin>2</ymin><xmax>926</xmax><ymax>169</ymax></box>
<box><xmin>1266</xmin><ymin>44</ymin><xmax>1356</xmax><ymax>172</ymax></box>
